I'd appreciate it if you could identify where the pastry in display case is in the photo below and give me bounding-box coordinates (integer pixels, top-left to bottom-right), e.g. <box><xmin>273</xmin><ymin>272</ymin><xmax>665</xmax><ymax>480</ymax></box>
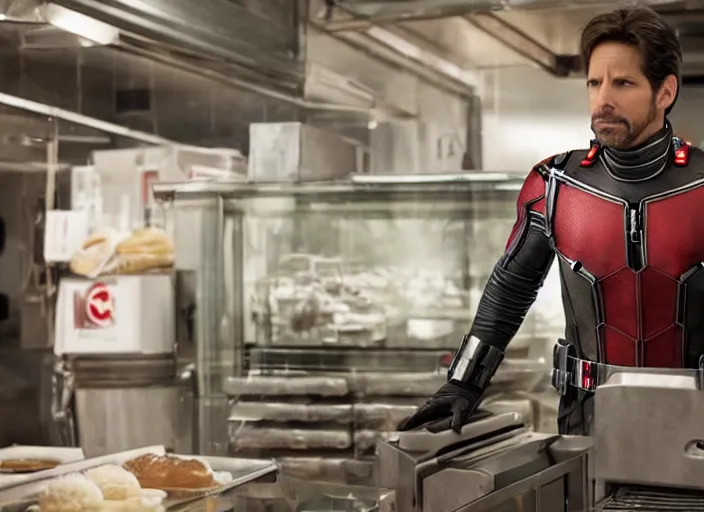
<box><xmin>238</xmin><ymin>190</ymin><xmax>515</xmax><ymax>351</ymax></box>
<box><xmin>259</xmin><ymin>253</ymin><xmax>470</xmax><ymax>348</ymax></box>
<box><xmin>69</xmin><ymin>227</ymin><xmax>175</xmax><ymax>278</ymax></box>
<box><xmin>227</xmin><ymin>184</ymin><xmax>555</xmax><ymax>353</ymax></box>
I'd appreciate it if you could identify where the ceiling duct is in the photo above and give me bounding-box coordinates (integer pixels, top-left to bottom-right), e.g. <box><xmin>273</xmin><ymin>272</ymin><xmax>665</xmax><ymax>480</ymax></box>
<box><xmin>0</xmin><ymin>0</ymin><xmax>119</xmax><ymax>45</ymax></box>
<box><xmin>0</xmin><ymin>0</ymin><xmax>43</xmax><ymax>22</ymax></box>
<box><xmin>19</xmin><ymin>3</ymin><xmax>120</xmax><ymax>48</ymax></box>
<box><xmin>46</xmin><ymin>0</ymin><xmax>302</xmax><ymax>90</ymax></box>
<box><xmin>332</xmin><ymin>0</ymin><xmax>687</xmax><ymax>21</ymax></box>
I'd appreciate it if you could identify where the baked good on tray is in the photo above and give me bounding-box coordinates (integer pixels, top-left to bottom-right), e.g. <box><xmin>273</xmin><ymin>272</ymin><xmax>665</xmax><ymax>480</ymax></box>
<box><xmin>84</xmin><ymin>465</ymin><xmax>141</xmax><ymax>500</ymax></box>
<box><xmin>122</xmin><ymin>453</ymin><xmax>217</xmax><ymax>490</ymax></box>
<box><xmin>38</xmin><ymin>473</ymin><xmax>103</xmax><ymax>512</ymax></box>
<box><xmin>36</xmin><ymin>467</ymin><xmax>167</xmax><ymax>511</ymax></box>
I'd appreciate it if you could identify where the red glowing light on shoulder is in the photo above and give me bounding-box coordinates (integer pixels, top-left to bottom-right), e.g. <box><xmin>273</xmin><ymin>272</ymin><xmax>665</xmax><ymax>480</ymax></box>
<box><xmin>674</xmin><ymin>144</ymin><xmax>690</xmax><ymax>166</ymax></box>
<box><xmin>580</xmin><ymin>144</ymin><xmax>599</xmax><ymax>166</ymax></box>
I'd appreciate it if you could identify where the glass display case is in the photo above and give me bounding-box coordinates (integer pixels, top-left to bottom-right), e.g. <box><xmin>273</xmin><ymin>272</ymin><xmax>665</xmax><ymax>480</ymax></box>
<box><xmin>154</xmin><ymin>173</ymin><xmax>558</xmax><ymax>465</ymax></box>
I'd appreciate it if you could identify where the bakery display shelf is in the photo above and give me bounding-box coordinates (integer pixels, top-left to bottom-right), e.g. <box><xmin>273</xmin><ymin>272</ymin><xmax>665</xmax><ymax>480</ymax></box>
<box><xmin>152</xmin><ymin>174</ymin><xmax>526</xmax><ymax>202</ymax></box>
<box><xmin>158</xmin><ymin>175</ymin><xmax>526</xmax><ymax>353</ymax></box>
<box><xmin>226</xmin><ymin>358</ymin><xmax>548</xmax><ymax>399</ymax></box>
<box><xmin>0</xmin><ymin>446</ymin><xmax>167</xmax><ymax>504</ymax></box>
<box><xmin>0</xmin><ymin>446</ymin><xmax>276</xmax><ymax>511</ymax></box>
<box><xmin>244</xmin><ymin>337</ymin><xmax>547</xmax><ymax>373</ymax></box>
<box><xmin>158</xmin><ymin>174</ymin><xmax>555</xmax><ymax>455</ymax></box>
<box><xmin>246</xmin><ymin>347</ymin><xmax>452</xmax><ymax>374</ymax></box>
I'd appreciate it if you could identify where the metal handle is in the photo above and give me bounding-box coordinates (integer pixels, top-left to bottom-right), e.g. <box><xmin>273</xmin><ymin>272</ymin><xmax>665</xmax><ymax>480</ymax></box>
<box><xmin>51</xmin><ymin>358</ymin><xmax>77</xmax><ymax>447</ymax></box>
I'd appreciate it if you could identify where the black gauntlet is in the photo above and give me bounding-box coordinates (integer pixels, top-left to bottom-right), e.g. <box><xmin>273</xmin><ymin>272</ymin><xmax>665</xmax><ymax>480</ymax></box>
<box><xmin>397</xmin><ymin>335</ymin><xmax>504</xmax><ymax>433</ymax></box>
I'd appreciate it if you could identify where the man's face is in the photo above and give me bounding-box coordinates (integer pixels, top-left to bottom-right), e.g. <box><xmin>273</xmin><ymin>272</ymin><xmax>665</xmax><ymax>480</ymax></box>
<box><xmin>587</xmin><ymin>42</ymin><xmax>661</xmax><ymax>149</ymax></box>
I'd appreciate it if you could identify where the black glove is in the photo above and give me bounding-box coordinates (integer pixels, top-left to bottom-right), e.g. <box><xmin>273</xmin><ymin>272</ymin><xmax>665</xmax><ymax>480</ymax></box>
<box><xmin>397</xmin><ymin>381</ymin><xmax>483</xmax><ymax>433</ymax></box>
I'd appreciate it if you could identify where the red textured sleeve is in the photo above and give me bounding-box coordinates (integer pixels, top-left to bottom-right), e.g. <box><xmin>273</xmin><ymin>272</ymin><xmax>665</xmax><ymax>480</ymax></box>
<box><xmin>505</xmin><ymin>163</ymin><xmax>550</xmax><ymax>250</ymax></box>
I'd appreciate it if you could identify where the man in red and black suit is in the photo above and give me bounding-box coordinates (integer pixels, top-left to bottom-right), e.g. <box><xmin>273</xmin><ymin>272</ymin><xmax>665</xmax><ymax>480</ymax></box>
<box><xmin>399</xmin><ymin>6</ymin><xmax>700</xmax><ymax>435</ymax></box>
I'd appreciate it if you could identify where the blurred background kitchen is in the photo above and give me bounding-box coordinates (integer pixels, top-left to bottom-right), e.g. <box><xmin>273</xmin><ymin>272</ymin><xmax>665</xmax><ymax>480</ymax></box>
<box><xmin>0</xmin><ymin>0</ymin><xmax>701</xmax><ymax>489</ymax></box>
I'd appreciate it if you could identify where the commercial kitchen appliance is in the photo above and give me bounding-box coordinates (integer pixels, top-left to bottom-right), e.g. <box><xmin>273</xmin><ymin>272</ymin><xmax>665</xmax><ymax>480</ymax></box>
<box><xmin>52</xmin><ymin>274</ymin><xmax>192</xmax><ymax>457</ymax></box>
<box><xmin>153</xmin><ymin>173</ymin><xmax>562</xmax><ymax>479</ymax></box>
<box><xmin>46</xmin><ymin>144</ymin><xmax>248</xmax><ymax>457</ymax></box>
<box><xmin>372</xmin><ymin>364</ymin><xmax>704</xmax><ymax>512</ymax></box>
<box><xmin>376</xmin><ymin>408</ymin><xmax>590</xmax><ymax>512</ymax></box>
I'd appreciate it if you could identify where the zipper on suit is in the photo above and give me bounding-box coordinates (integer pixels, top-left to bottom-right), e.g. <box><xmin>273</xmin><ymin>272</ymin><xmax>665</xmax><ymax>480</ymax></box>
<box><xmin>628</xmin><ymin>204</ymin><xmax>644</xmax><ymax>271</ymax></box>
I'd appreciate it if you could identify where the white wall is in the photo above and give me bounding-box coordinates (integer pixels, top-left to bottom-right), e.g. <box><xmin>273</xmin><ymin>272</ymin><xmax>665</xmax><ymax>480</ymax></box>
<box><xmin>480</xmin><ymin>65</ymin><xmax>704</xmax><ymax>172</ymax></box>
<box><xmin>480</xmin><ymin>66</ymin><xmax>591</xmax><ymax>172</ymax></box>
<box><xmin>670</xmin><ymin>86</ymin><xmax>704</xmax><ymax>144</ymax></box>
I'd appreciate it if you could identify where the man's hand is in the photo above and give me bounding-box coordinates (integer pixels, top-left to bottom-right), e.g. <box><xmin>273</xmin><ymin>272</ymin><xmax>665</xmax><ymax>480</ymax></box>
<box><xmin>397</xmin><ymin>381</ymin><xmax>483</xmax><ymax>433</ymax></box>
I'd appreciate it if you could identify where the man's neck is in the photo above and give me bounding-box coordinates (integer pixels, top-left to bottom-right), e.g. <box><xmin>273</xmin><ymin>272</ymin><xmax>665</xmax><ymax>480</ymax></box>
<box><xmin>600</xmin><ymin>121</ymin><xmax>672</xmax><ymax>183</ymax></box>
<box><xmin>625</xmin><ymin>117</ymin><xmax>667</xmax><ymax>150</ymax></box>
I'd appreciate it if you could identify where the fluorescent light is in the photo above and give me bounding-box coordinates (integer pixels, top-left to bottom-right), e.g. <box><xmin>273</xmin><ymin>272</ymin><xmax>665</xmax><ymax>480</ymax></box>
<box><xmin>43</xmin><ymin>3</ymin><xmax>119</xmax><ymax>46</ymax></box>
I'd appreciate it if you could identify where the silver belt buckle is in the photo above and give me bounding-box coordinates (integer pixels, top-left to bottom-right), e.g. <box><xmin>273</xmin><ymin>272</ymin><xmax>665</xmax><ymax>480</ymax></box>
<box><xmin>551</xmin><ymin>339</ymin><xmax>572</xmax><ymax>395</ymax></box>
<box><xmin>551</xmin><ymin>340</ymin><xmax>600</xmax><ymax>394</ymax></box>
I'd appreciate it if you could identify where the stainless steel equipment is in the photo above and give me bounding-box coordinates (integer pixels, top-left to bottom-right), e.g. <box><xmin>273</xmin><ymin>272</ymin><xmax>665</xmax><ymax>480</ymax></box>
<box><xmin>376</xmin><ymin>410</ymin><xmax>591</xmax><ymax>512</ymax></box>
<box><xmin>593</xmin><ymin>367</ymin><xmax>704</xmax><ymax>510</ymax></box>
<box><xmin>372</xmin><ymin>365</ymin><xmax>704</xmax><ymax>512</ymax></box>
<box><xmin>248</xmin><ymin>122</ymin><xmax>360</xmax><ymax>182</ymax></box>
<box><xmin>154</xmin><ymin>174</ymin><xmax>558</xmax><ymax>465</ymax></box>
<box><xmin>66</xmin><ymin>355</ymin><xmax>195</xmax><ymax>457</ymax></box>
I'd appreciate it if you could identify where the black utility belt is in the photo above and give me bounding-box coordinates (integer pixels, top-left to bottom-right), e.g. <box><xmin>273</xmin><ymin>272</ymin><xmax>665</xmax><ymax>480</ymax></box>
<box><xmin>550</xmin><ymin>339</ymin><xmax>704</xmax><ymax>395</ymax></box>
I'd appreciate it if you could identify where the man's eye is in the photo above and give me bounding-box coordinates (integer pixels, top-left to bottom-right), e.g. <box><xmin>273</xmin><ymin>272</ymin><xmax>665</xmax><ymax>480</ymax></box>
<box><xmin>586</xmin><ymin>79</ymin><xmax>599</xmax><ymax>88</ymax></box>
<box><xmin>615</xmin><ymin>80</ymin><xmax>632</xmax><ymax>86</ymax></box>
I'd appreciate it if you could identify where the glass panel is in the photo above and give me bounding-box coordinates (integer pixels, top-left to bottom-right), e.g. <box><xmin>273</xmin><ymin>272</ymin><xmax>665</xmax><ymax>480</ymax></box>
<box><xmin>190</xmin><ymin>197</ymin><xmax>229</xmax><ymax>396</ymax></box>
<box><xmin>234</xmin><ymin>187</ymin><xmax>523</xmax><ymax>354</ymax></box>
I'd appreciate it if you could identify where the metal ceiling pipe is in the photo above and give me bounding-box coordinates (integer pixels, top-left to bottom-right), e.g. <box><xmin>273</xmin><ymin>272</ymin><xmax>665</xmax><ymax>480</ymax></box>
<box><xmin>332</xmin><ymin>0</ymin><xmax>687</xmax><ymax>22</ymax></box>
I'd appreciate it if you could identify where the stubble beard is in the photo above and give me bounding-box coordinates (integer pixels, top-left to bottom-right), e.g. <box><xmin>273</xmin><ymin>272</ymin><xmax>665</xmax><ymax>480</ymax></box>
<box><xmin>591</xmin><ymin>99</ymin><xmax>657</xmax><ymax>150</ymax></box>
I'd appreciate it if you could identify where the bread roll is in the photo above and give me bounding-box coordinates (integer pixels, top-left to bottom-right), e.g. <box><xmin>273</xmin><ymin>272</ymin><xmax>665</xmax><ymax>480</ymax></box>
<box><xmin>116</xmin><ymin>228</ymin><xmax>173</xmax><ymax>255</ymax></box>
<box><xmin>39</xmin><ymin>473</ymin><xmax>103</xmax><ymax>512</ymax></box>
<box><xmin>70</xmin><ymin>239</ymin><xmax>112</xmax><ymax>277</ymax></box>
<box><xmin>103</xmin><ymin>253</ymin><xmax>174</xmax><ymax>275</ymax></box>
<box><xmin>122</xmin><ymin>453</ymin><xmax>216</xmax><ymax>490</ymax></box>
<box><xmin>83</xmin><ymin>233</ymin><xmax>110</xmax><ymax>251</ymax></box>
<box><xmin>70</xmin><ymin>254</ymin><xmax>103</xmax><ymax>277</ymax></box>
<box><xmin>85</xmin><ymin>464</ymin><xmax>141</xmax><ymax>501</ymax></box>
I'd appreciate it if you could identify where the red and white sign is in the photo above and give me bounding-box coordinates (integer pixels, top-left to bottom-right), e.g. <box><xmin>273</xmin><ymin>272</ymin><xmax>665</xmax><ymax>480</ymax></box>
<box><xmin>58</xmin><ymin>276</ymin><xmax>174</xmax><ymax>355</ymax></box>
<box><xmin>84</xmin><ymin>282</ymin><xmax>115</xmax><ymax>328</ymax></box>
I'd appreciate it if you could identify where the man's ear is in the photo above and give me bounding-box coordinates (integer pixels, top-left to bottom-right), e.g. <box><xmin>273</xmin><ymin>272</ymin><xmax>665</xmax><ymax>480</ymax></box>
<box><xmin>658</xmin><ymin>74</ymin><xmax>678</xmax><ymax>111</ymax></box>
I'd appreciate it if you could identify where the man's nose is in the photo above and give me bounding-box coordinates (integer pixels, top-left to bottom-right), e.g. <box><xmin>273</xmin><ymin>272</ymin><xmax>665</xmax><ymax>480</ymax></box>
<box><xmin>596</xmin><ymin>83</ymin><xmax>615</xmax><ymax>109</ymax></box>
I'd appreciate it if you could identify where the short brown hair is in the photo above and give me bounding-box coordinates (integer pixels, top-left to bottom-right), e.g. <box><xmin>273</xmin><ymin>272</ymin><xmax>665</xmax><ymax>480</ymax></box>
<box><xmin>580</xmin><ymin>7</ymin><xmax>682</xmax><ymax>114</ymax></box>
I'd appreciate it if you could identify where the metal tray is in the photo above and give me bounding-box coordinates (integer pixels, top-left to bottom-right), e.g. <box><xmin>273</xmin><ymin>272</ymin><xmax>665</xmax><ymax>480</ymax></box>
<box><xmin>0</xmin><ymin>446</ymin><xmax>167</xmax><ymax>504</ymax></box>
<box><xmin>0</xmin><ymin>449</ymin><xmax>276</xmax><ymax>511</ymax></box>
<box><xmin>164</xmin><ymin>456</ymin><xmax>277</xmax><ymax>509</ymax></box>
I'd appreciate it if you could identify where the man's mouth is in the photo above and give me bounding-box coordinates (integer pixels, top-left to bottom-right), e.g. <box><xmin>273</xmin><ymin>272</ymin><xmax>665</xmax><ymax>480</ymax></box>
<box><xmin>594</xmin><ymin>119</ymin><xmax>624</xmax><ymax>128</ymax></box>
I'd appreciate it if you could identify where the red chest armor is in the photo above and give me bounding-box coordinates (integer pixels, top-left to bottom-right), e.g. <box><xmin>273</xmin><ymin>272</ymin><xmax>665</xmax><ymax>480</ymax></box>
<box><xmin>549</xmin><ymin>141</ymin><xmax>704</xmax><ymax>368</ymax></box>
